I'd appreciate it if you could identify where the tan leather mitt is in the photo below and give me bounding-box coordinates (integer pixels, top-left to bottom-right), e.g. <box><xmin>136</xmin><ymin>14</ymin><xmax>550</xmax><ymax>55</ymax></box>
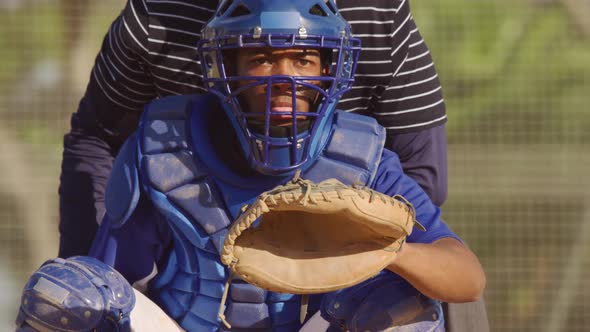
<box><xmin>220</xmin><ymin>176</ymin><xmax>424</xmax><ymax>294</ymax></box>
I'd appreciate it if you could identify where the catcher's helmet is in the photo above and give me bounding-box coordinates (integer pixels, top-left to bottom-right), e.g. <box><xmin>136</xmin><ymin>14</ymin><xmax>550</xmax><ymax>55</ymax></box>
<box><xmin>198</xmin><ymin>0</ymin><xmax>360</xmax><ymax>175</ymax></box>
<box><xmin>16</xmin><ymin>256</ymin><xmax>135</xmax><ymax>332</ymax></box>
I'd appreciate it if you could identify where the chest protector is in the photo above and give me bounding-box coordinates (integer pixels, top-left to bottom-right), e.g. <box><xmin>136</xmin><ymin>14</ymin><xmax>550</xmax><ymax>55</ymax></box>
<box><xmin>107</xmin><ymin>95</ymin><xmax>385</xmax><ymax>331</ymax></box>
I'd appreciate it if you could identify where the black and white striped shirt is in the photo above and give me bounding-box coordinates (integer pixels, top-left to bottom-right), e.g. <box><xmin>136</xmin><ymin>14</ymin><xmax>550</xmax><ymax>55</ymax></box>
<box><xmin>89</xmin><ymin>0</ymin><xmax>446</xmax><ymax>137</ymax></box>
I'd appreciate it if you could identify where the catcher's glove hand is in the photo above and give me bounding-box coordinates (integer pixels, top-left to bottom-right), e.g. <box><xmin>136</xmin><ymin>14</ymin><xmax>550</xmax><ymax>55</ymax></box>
<box><xmin>220</xmin><ymin>175</ymin><xmax>425</xmax><ymax>295</ymax></box>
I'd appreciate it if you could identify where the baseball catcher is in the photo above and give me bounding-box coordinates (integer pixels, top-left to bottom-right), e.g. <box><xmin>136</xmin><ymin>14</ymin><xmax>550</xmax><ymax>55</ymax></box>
<box><xmin>16</xmin><ymin>0</ymin><xmax>485</xmax><ymax>331</ymax></box>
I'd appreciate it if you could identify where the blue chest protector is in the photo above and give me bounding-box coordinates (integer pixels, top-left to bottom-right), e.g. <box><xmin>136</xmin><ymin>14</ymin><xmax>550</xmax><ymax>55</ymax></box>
<box><xmin>104</xmin><ymin>94</ymin><xmax>385</xmax><ymax>331</ymax></box>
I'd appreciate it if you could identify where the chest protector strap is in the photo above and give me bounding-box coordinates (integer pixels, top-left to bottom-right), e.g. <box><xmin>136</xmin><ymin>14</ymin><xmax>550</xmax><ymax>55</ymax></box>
<box><xmin>110</xmin><ymin>95</ymin><xmax>385</xmax><ymax>331</ymax></box>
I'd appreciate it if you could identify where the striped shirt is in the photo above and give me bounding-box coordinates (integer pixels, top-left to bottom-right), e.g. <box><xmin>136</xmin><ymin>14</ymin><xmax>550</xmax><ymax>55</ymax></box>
<box><xmin>89</xmin><ymin>0</ymin><xmax>446</xmax><ymax>136</ymax></box>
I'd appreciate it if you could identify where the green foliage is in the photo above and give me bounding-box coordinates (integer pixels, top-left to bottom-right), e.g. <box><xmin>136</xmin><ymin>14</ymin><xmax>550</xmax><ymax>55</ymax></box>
<box><xmin>0</xmin><ymin>2</ymin><xmax>123</xmax><ymax>147</ymax></box>
<box><xmin>15</xmin><ymin>120</ymin><xmax>63</xmax><ymax>147</ymax></box>
<box><xmin>0</xmin><ymin>3</ymin><xmax>64</xmax><ymax>86</ymax></box>
<box><xmin>412</xmin><ymin>0</ymin><xmax>590</xmax><ymax>144</ymax></box>
<box><xmin>413</xmin><ymin>0</ymin><xmax>531</xmax><ymax>81</ymax></box>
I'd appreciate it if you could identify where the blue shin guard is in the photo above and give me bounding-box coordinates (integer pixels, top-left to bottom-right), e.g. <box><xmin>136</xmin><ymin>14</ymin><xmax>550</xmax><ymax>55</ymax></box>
<box><xmin>16</xmin><ymin>256</ymin><xmax>135</xmax><ymax>332</ymax></box>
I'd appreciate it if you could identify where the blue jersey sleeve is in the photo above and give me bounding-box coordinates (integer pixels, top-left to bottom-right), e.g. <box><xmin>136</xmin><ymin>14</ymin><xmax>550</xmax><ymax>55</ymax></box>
<box><xmin>371</xmin><ymin>149</ymin><xmax>461</xmax><ymax>244</ymax></box>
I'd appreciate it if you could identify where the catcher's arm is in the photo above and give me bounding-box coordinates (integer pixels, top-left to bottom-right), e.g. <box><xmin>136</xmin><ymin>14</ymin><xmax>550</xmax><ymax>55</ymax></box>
<box><xmin>387</xmin><ymin>237</ymin><xmax>486</xmax><ymax>303</ymax></box>
<box><xmin>372</xmin><ymin>150</ymin><xmax>485</xmax><ymax>302</ymax></box>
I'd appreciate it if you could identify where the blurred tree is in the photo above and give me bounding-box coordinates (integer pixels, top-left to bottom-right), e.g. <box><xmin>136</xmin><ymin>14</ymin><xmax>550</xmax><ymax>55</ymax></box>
<box><xmin>561</xmin><ymin>0</ymin><xmax>590</xmax><ymax>36</ymax></box>
<box><xmin>60</xmin><ymin>0</ymin><xmax>90</xmax><ymax>50</ymax></box>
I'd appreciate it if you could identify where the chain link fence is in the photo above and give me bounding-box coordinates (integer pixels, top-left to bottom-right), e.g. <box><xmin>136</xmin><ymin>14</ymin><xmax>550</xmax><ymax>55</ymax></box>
<box><xmin>1</xmin><ymin>0</ymin><xmax>588</xmax><ymax>330</ymax></box>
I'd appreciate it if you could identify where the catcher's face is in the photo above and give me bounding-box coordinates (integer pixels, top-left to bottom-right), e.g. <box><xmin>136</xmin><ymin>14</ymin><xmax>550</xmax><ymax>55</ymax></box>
<box><xmin>235</xmin><ymin>47</ymin><xmax>326</xmax><ymax>127</ymax></box>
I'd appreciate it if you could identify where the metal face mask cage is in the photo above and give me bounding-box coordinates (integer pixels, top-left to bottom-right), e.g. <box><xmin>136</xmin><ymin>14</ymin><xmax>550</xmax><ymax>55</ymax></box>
<box><xmin>198</xmin><ymin>1</ymin><xmax>361</xmax><ymax>175</ymax></box>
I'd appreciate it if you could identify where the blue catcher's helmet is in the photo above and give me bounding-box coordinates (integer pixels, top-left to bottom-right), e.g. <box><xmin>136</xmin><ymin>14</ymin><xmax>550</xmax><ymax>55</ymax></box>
<box><xmin>15</xmin><ymin>256</ymin><xmax>135</xmax><ymax>332</ymax></box>
<box><xmin>198</xmin><ymin>0</ymin><xmax>360</xmax><ymax>175</ymax></box>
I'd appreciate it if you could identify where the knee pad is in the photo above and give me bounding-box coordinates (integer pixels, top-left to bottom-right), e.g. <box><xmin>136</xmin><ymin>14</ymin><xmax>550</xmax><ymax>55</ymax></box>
<box><xmin>16</xmin><ymin>256</ymin><xmax>135</xmax><ymax>332</ymax></box>
<box><xmin>321</xmin><ymin>272</ymin><xmax>444</xmax><ymax>332</ymax></box>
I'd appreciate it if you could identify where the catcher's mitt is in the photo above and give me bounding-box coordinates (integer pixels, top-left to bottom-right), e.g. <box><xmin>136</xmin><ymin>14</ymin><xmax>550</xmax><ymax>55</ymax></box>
<box><xmin>220</xmin><ymin>175</ymin><xmax>424</xmax><ymax>295</ymax></box>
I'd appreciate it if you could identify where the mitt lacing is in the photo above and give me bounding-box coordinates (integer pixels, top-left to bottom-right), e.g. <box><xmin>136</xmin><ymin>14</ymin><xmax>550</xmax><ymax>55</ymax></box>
<box><xmin>218</xmin><ymin>270</ymin><xmax>235</xmax><ymax>329</ymax></box>
<box><xmin>262</xmin><ymin>171</ymin><xmax>320</xmax><ymax>206</ymax></box>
